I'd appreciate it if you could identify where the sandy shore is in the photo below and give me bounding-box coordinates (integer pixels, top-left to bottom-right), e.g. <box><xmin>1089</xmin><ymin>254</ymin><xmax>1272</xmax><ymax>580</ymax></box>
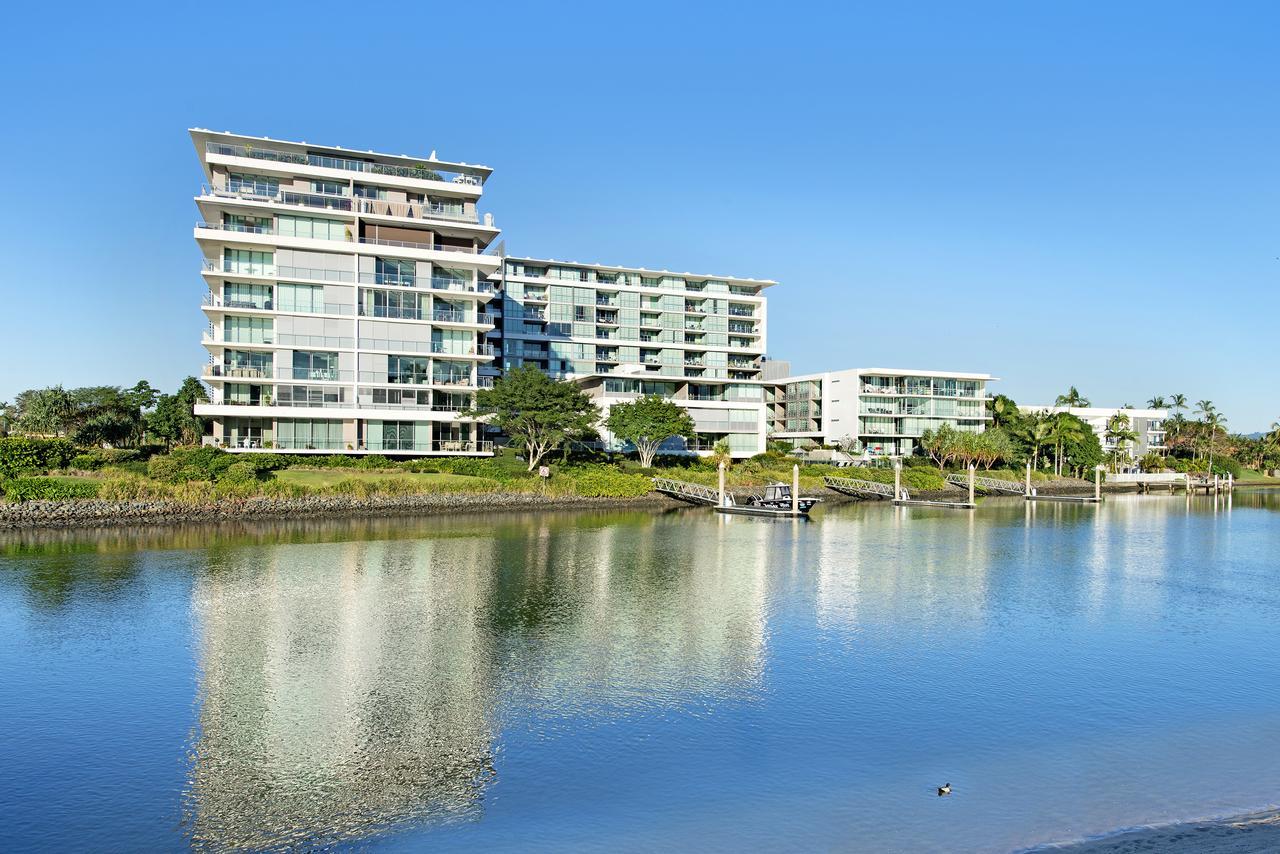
<box><xmin>1027</xmin><ymin>808</ymin><xmax>1280</xmax><ymax>852</ymax></box>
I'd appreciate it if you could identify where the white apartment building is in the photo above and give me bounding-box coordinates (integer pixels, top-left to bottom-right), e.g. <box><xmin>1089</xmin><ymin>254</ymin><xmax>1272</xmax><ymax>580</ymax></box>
<box><xmin>1018</xmin><ymin>406</ymin><xmax>1168</xmax><ymax>459</ymax></box>
<box><xmin>193</xmin><ymin>130</ymin><xmax>501</xmax><ymax>454</ymax></box>
<box><xmin>768</xmin><ymin>368</ymin><xmax>996</xmax><ymax>458</ymax></box>
<box><xmin>497</xmin><ymin>257</ymin><xmax>773</xmax><ymax>457</ymax></box>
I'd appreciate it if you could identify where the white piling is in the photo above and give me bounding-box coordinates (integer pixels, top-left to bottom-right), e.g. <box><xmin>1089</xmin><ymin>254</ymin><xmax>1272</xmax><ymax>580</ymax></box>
<box><xmin>718</xmin><ymin>461</ymin><xmax>726</xmax><ymax>507</ymax></box>
<box><xmin>792</xmin><ymin>464</ymin><xmax>800</xmax><ymax>515</ymax></box>
<box><xmin>1095</xmin><ymin>465</ymin><xmax>1101</xmax><ymax>502</ymax></box>
<box><xmin>894</xmin><ymin>461</ymin><xmax>902</xmax><ymax>501</ymax></box>
<box><xmin>1025</xmin><ymin>461</ymin><xmax>1032</xmax><ymax>496</ymax></box>
<box><xmin>968</xmin><ymin>464</ymin><xmax>975</xmax><ymax>505</ymax></box>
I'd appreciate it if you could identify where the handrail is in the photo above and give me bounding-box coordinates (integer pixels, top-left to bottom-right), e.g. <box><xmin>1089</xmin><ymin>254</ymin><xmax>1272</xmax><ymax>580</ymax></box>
<box><xmin>944</xmin><ymin>473</ymin><xmax>1024</xmax><ymax>494</ymax></box>
<box><xmin>823</xmin><ymin>475</ymin><xmax>897</xmax><ymax>498</ymax></box>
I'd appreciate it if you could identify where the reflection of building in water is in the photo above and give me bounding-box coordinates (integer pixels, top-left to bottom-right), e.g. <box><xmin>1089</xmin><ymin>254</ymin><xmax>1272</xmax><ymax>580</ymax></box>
<box><xmin>187</xmin><ymin>536</ymin><xmax>501</xmax><ymax>850</ymax></box>
<box><xmin>485</xmin><ymin>515</ymin><xmax>772</xmax><ymax>711</ymax></box>
<box><xmin>186</xmin><ymin>514</ymin><xmax>774</xmax><ymax>848</ymax></box>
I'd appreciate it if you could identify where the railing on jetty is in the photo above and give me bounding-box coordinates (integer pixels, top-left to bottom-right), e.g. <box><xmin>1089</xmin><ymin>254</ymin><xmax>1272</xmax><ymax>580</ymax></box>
<box><xmin>652</xmin><ymin>477</ymin><xmax>725</xmax><ymax>506</ymax></box>
<box><xmin>823</xmin><ymin>475</ymin><xmax>898</xmax><ymax>500</ymax></box>
<box><xmin>945</xmin><ymin>473</ymin><xmax>1024</xmax><ymax>494</ymax></box>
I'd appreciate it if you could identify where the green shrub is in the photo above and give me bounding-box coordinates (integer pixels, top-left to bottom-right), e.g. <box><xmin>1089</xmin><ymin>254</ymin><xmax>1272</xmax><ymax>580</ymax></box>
<box><xmin>67</xmin><ymin>448</ymin><xmax>141</xmax><ymax>471</ymax></box>
<box><xmin>218</xmin><ymin>461</ymin><xmax>261</xmax><ymax>485</ymax></box>
<box><xmin>0</xmin><ymin>437</ymin><xmax>77</xmax><ymax>478</ymax></box>
<box><xmin>563</xmin><ymin>468</ymin><xmax>652</xmax><ymax>498</ymax></box>
<box><xmin>98</xmin><ymin>473</ymin><xmax>172</xmax><ymax>501</ymax></box>
<box><xmin>1212</xmin><ymin>457</ymin><xmax>1244</xmax><ymax>479</ymax></box>
<box><xmin>354</xmin><ymin>454</ymin><xmax>395</xmax><ymax>470</ymax></box>
<box><xmin>164</xmin><ymin>447</ymin><xmax>237</xmax><ymax>481</ymax></box>
<box><xmin>147</xmin><ymin>455</ymin><xmax>184</xmax><ymax>483</ymax></box>
<box><xmin>1</xmin><ymin>477</ymin><xmax>101</xmax><ymax>502</ymax></box>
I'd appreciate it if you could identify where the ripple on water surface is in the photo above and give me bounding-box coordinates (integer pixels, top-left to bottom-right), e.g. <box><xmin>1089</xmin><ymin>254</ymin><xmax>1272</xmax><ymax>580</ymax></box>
<box><xmin>0</xmin><ymin>494</ymin><xmax>1278</xmax><ymax>852</ymax></box>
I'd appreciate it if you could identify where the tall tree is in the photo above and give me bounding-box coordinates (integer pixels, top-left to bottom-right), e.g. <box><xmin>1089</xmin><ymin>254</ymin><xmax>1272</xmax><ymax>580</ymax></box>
<box><xmin>919</xmin><ymin>423</ymin><xmax>961</xmax><ymax>470</ymax></box>
<box><xmin>1055</xmin><ymin>386</ymin><xmax>1090</xmax><ymax>408</ymax></box>
<box><xmin>1169</xmin><ymin>393</ymin><xmax>1187</xmax><ymax>416</ymax></box>
<box><xmin>1202</xmin><ymin>410</ymin><xmax>1228</xmax><ymax>474</ymax></box>
<box><xmin>604</xmin><ymin>395</ymin><xmax>696</xmax><ymax>468</ymax></box>
<box><xmin>1147</xmin><ymin>395</ymin><xmax>1167</xmax><ymax>409</ymax></box>
<box><xmin>1104</xmin><ymin>413</ymin><xmax>1139</xmax><ymax>472</ymax></box>
<box><xmin>474</xmin><ymin>366</ymin><xmax>600</xmax><ymax>471</ymax></box>
<box><xmin>986</xmin><ymin>394</ymin><xmax>1022</xmax><ymax>429</ymax></box>
<box><xmin>14</xmin><ymin>386</ymin><xmax>76</xmax><ymax>437</ymax></box>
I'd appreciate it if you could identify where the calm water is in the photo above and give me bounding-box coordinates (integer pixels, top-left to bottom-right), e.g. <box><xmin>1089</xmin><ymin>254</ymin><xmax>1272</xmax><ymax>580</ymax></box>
<box><xmin>2</xmin><ymin>492</ymin><xmax>1279</xmax><ymax>852</ymax></box>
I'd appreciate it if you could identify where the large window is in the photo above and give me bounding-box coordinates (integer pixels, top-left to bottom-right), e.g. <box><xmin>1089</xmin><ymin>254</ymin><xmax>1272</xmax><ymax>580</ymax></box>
<box><xmin>222</xmin><ymin>350</ymin><xmax>272</xmax><ymax>378</ymax></box>
<box><xmin>310</xmin><ymin>179</ymin><xmax>346</xmax><ymax>196</ymax></box>
<box><xmin>366</xmin><ymin>420</ymin><xmax>429</xmax><ymax>452</ymax></box>
<box><xmin>227</xmin><ymin>173</ymin><xmax>277</xmax><ymax>196</ymax></box>
<box><xmin>222</xmin><ymin>249</ymin><xmax>274</xmax><ymax>276</ymax></box>
<box><xmin>277</xmin><ymin>419</ymin><xmax>343</xmax><ymax>450</ymax></box>
<box><xmin>223</xmin><ymin>282</ymin><xmax>271</xmax><ymax>309</ymax></box>
<box><xmin>363</xmin><ymin>289</ymin><xmax>423</xmax><ymax>320</ymax></box>
<box><xmin>375</xmin><ymin>257</ymin><xmax>415</xmax><ymax>286</ymax></box>
<box><xmin>276</xmin><ymin>283</ymin><xmax>326</xmax><ymax>313</ymax></box>
<box><xmin>277</xmin><ymin>215</ymin><xmax>348</xmax><ymax>242</ymax></box>
<box><xmin>292</xmin><ymin>351</ymin><xmax>338</xmax><ymax>381</ymax></box>
<box><xmin>221</xmin><ymin>417</ymin><xmax>271</xmax><ymax>448</ymax></box>
<box><xmin>387</xmin><ymin>355</ymin><xmax>430</xmax><ymax>384</ymax></box>
<box><xmin>277</xmin><ymin>385</ymin><xmax>344</xmax><ymax>406</ymax></box>
<box><xmin>223</xmin><ymin>316</ymin><xmax>272</xmax><ymax>344</ymax></box>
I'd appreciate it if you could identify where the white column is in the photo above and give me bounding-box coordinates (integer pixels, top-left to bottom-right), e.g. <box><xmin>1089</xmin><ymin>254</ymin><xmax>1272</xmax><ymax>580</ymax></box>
<box><xmin>792</xmin><ymin>464</ymin><xmax>799</xmax><ymax>514</ymax></box>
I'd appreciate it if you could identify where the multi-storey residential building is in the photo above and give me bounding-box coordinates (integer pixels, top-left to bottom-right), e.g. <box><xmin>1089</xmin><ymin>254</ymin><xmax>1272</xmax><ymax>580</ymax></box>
<box><xmin>767</xmin><ymin>368</ymin><xmax>996</xmax><ymax>457</ymax></box>
<box><xmin>1018</xmin><ymin>406</ymin><xmax>1168</xmax><ymax>459</ymax></box>
<box><xmin>192</xmin><ymin>130</ymin><xmax>501</xmax><ymax>455</ymax></box>
<box><xmin>497</xmin><ymin>257</ymin><xmax>774</xmax><ymax>456</ymax></box>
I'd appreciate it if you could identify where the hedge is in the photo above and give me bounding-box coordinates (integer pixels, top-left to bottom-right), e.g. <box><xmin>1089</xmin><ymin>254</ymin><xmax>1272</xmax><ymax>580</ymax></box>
<box><xmin>1</xmin><ymin>477</ymin><xmax>101</xmax><ymax>502</ymax></box>
<box><xmin>0</xmin><ymin>437</ymin><xmax>77</xmax><ymax>478</ymax></box>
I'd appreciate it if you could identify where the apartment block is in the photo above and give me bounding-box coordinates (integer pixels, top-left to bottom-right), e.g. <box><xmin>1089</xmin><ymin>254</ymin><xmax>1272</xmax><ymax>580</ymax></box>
<box><xmin>768</xmin><ymin>368</ymin><xmax>996</xmax><ymax>457</ymax></box>
<box><xmin>192</xmin><ymin>130</ymin><xmax>501</xmax><ymax>454</ymax></box>
<box><xmin>1018</xmin><ymin>406</ymin><xmax>1168</xmax><ymax>458</ymax></box>
<box><xmin>497</xmin><ymin>258</ymin><xmax>774</xmax><ymax>457</ymax></box>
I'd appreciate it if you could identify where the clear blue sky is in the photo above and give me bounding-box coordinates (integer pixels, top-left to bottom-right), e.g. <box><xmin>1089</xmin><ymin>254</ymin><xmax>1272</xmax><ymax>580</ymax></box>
<box><xmin>1</xmin><ymin>2</ymin><xmax>1276</xmax><ymax>431</ymax></box>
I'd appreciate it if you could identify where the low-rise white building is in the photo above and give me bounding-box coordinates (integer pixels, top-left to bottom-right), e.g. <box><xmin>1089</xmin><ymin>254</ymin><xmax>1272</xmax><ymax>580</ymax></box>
<box><xmin>768</xmin><ymin>368</ymin><xmax>997</xmax><ymax>458</ymax></box>
<box><xmin>1018</xmin><ymin>406</ymin><xmax>1168</xmax><ymax>459</ymax></box>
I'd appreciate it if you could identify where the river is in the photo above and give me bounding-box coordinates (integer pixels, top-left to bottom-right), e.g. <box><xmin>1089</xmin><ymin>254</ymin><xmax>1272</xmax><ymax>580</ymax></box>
<box><xmin>2</xmin><ymin>492</ymin><xmax>1278</xmax><ymax>852</ymax></box>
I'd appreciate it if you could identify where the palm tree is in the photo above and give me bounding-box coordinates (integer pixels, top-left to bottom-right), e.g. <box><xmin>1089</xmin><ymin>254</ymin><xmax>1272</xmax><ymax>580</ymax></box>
<box><xmin>1055</xmin><ymin>386</ymin><xmax>1090</xmax><ymax>408</ymax></box>
<box><xmin>1202</xmin><ymin>411</ymin><xmax>1228</xmax><ymax>474</ymax></box>
<box><xmin>1047</xmin><ymin>412</ymin><xmax>1086</xmax><ymax>476</ymax></box>
<box><xmin>1147</xmin><ymin>395</ymin><xmax>1167</xmax><ymax>409</ymax></box>
<box><xmin>1194</xmin><ymin>400</ymin><xmax>1215</xmax><ymax>419</ymax></box>
<box><xmin>1105</xmin><ymin>413</ymin><xmax>1139</xmax><ymax>473</ymax></box>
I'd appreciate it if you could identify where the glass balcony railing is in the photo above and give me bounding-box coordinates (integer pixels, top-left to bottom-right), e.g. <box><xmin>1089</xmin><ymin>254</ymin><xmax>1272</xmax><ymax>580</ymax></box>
<box><xmin>206</xmin><ymin>141</ymin><xmax>487</xmax><ymax>185</ymax></box>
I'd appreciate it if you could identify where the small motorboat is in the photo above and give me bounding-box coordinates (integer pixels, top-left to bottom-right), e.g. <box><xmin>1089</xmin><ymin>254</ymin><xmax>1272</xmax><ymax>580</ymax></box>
<box><xmin>714</xmin><ymin>482</ymin><xmax>820</xmax><ymax>517</ymax></box>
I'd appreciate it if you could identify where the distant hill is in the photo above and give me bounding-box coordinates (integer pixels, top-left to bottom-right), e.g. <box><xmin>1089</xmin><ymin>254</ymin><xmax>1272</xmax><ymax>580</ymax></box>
<box><xmin>1245</xmin><ymin>432</ymin><xmax>1264</xmax><ymax>440</ymax></box>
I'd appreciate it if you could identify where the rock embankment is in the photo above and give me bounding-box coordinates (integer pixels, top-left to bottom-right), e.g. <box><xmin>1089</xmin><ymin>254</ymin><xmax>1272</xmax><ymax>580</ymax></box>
<box><xmin>0</xmin><ymin>493</ymin><xmax>678</xmax><ymax>530</ymax></box>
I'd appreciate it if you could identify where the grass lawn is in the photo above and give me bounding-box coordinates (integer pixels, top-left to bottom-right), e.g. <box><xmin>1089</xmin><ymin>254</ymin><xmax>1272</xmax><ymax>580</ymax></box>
<box><xmin>1235</xmin><ymin>468</ymin><xmax>1280</xmax><ymax>483</ymax></box>
<box><xmin>274</xmin><ymin>469</ymin><xmax>492</xmax><ymax>488</ymax></box>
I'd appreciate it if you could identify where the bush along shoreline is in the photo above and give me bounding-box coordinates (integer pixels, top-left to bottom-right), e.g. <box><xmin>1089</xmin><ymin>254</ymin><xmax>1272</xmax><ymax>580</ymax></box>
<box><xmin>0</xmin><ymin>438</ymin><xmax>1192</xmax><ymax>530</ymax></box>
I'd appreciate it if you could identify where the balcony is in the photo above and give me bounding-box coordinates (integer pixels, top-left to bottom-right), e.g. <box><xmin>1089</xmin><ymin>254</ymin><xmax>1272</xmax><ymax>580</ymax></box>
<box><xmin>203</xmin><ymin>183</ymin><xmax>353</xmax><ymax>212</ymax></box>
<box><xmin>358</xmin><ymin>236</ymin><xmax>481</xmax><ymax>254</ymax></box>
<box><xmin>357</xmin><ymin>339</ymin><xmax>495</xmax><ymax>358</ymax></box>
<box><xmin>355</xmin><ymin>197</ymin><xmax>481</xmax><ymax>224</ymax></box>
<box><xmin>205</xmin><ymin>141</ymin><xmax>486</xmax><ymax>186</ymax></box>
<box><xmin>355</xmin><ymin>272</ymin><xmax>493</xmax><ymax>295</ymax></box>
<box><xmin>196</xmin><ymin>221</ymin><xmax>275</xmax><ymax>236</ymax></box>
<box><xmin>363</xmin><ymin>440</ymin><xmax>494</xmax><ymax>455</ymax></box>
